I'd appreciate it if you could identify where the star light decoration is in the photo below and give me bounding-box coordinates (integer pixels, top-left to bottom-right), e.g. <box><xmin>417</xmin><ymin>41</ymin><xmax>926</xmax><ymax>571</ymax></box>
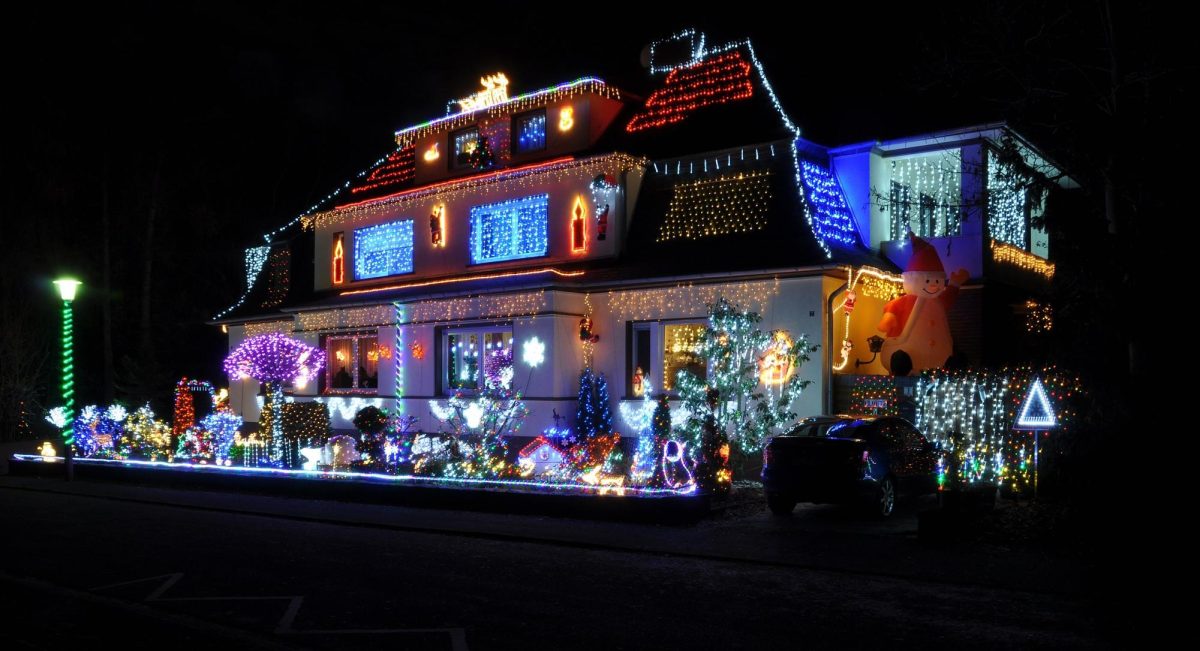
<box><xmin>522</xmin><ymin>336</ymin><xmax>545</xmax><ymax>368</ymax></box>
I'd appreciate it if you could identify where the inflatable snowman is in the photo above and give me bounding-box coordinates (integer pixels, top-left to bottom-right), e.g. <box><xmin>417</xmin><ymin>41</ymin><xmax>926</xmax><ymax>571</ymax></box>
<box><xmin>877</xmin><ymin>233</ymin><xmax>969</xmax><ymax>376</ymax></box>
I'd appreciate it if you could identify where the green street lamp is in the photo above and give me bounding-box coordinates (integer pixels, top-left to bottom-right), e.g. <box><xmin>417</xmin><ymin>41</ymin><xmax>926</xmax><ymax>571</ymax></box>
<box><xmin>54</xmin><ymin>278</ymin><xmax>81</xmax><ymax>481</ymax></box>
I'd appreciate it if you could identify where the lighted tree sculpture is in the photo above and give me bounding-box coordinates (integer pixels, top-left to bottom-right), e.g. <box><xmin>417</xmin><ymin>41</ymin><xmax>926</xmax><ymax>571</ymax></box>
<box><xmin>676</xmin><ymin>298</ymin><xmax>811</xmax><ymax>465</ymax></box>
<box><xmin>223</xmin><ymin>333</ymin><xmax>324</xmax><ymax>463</ymax></box>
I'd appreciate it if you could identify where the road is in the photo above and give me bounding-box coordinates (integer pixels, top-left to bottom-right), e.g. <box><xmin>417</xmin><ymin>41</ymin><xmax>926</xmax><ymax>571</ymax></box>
<box><xmin>0</xmin><ymin>477</ymin><xmax>1103</xmax><ymax>649</ymax></box>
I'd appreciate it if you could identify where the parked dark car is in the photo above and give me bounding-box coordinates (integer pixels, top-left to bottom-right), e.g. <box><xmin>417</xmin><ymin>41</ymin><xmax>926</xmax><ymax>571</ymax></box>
<box><xmin>761</xmin><ymin>415</ymin><xmax>938</xmax><ymax>517</ymax></box>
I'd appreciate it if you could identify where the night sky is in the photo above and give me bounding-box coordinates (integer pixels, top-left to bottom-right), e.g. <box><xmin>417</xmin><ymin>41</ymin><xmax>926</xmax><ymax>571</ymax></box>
<box><xmin>2</xmin><ymin>3</ymin><xmax>1173</xmax><ymax>425</ymax></box>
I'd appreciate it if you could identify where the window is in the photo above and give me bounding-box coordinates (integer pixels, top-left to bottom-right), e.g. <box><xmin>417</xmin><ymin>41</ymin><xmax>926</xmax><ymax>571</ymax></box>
<box><xmin>451</xmin><ymin>127</ymin><xmax>480</xmax><ymax>170</ymax></box>
<box><xmin>354</xmin><ymin>220</ymin><xmax>414</xmax><ymax>280</ymax></box>
<box><xmin>513</xmin><ymin>110</ymin><xmax>546</xmax><ymax>154</ymax></box>
<box><xmin>888</xmin><ymin>150</ymin><xmax>962</xmax><ymax>239</ymax></box>
<box><xmin>662</xmin><ymin>323</ymin><xmax>707</xmax><ymax>391</ymax></box>
<box><xmin>325</xmin><ymin>334</ymin><xmax>381</xmax><ymax>393</ymax></box>
<box><xmin>629</xmin><ymin>323</ymin><xmax>653</xmax><ymax>397</ymax></box>
<box><xmin>469</xmin><ymin>194</ymin><xmax>549</xmax><ymax>264</ymax></box>
<box><xmin>444</xmin><ymin>326</ymin><xmax>514</xmax><ymax>393</ymax></box>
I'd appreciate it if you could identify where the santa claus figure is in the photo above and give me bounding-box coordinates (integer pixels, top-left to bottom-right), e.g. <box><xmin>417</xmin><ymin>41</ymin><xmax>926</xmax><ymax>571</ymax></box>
<box><xmin>877</xmin><ymin>233</ymin><xmax>969</xmax><ymax>376</ymax></box>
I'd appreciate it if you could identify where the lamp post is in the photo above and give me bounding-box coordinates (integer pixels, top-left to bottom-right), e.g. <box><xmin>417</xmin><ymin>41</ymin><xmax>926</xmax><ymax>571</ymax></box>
<box><xmin>53</xmin><ymin>278</ymin><xmax>81</xmax><ymax>481</ymax></box>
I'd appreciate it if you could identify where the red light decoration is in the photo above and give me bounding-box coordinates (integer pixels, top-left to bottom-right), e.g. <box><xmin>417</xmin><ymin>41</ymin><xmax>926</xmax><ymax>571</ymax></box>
<box><xmin>331</xmin><ymin>233</ymin><xmax>345</xmax><ymax>285</ymax></box>
<box><xmin>173</xmin><ymin>377</ymin><xmax>196</xmax><ymax>438</ymax></box>
<box><xmin>350</xmin><ymin>146</ymin><xmax>416</xmax><ymax>195</ymax></box>
<box><xmin>626</xmin><ymin>51</ymin><xmax>753</xmax><ymax>132</ymax></box>
<box><xmin>339</xmin><ymin>267</ymin><xmax>586</xmax><ymax>297</ymax></box>
<box><xmin>430</xmin><ymin>204</ymin><xmax>446</xmax><ymax>248</ymax></box>
<box><xmin>570</xmin><ymin>196</ymin><xmax>588</xmax><ymax>254</ymax></box>
<box><xmin>410</xmin><ymin>342</ymin><xmax>426</xmax><ymax>361</ymax></box>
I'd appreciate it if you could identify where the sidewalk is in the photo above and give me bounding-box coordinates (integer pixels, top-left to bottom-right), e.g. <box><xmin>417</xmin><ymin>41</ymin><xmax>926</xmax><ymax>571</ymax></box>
<box><xmin>0</xmin><ymin>474</ymin><xmax>1094</xmax><ymax>597</ymax></box>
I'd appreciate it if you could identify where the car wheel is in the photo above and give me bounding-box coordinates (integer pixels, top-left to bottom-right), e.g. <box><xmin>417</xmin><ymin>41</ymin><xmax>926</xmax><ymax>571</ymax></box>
<box><xmin>766</xmin><ymin>492</ymin><xmax>796</xmax><ymax>516</ymax></box>
<box><xmin>876</xmin><ymin>477</ymin><xmax>896</xmax><ymax>517</ymax></box>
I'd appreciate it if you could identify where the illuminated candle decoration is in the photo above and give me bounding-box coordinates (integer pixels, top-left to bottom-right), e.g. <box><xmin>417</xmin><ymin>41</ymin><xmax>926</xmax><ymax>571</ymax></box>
<box><xmin>469</xmin><ymin>194</ymin><xmax>549</xmax><ymax>263</ymax></box>
<box><xmin>570</xmin><ymin>195</ymin><xmax>588</xmax><ymax>254</ymax></box>
<box><xmin>429</xmin><ymin>204</ymin><xmax>446</xmax><ymax>248</ymax></box>
<box><xmin>558</xmin><ymin>106</ymin><xmax>574</xmax><ymax>132</ymax></box>
<box><xmin>350</xmin><ymin>146</ymin><xmax>415</xmax><ymax>196</ymax></box>
<box><xmin>657</xmin><ymin>170</ymin><xmax>771</xmax><ymax>241</ymax></box>
<box><xmin>515</xmin><ymin>111</ymin><xmax>546</xmax><ymax>153</ymax></box>
<box><xmin>423</xmin><ymin>142</ymin><xmax>440</xmax><ymax>162</ymax></box>
<box><xmin>331</xmin><ymin>232</ymin><xmax>345</xmax><ymax>285</ymax></box>
<box><xmin>354</xmin><ymin>219</ymin><xmax>415</xmax><ymax>280</ymax></box>
<box><xmin>626</xmin><ymin>51</ymin><xmax>753</xmax><ymax>132</ymax></box>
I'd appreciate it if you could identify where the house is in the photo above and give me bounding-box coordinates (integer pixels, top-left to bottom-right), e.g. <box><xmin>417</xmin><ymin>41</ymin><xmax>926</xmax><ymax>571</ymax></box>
<box><xmin>212</xmin><ymin>30</ymin><xmax>1072</xmax><ymax>440</ymax></box>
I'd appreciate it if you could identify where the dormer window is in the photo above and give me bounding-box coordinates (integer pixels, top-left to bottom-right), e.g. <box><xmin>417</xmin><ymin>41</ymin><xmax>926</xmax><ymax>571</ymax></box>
<box><xmin>451</xmin><ymin>127</ymin><xmax>480</xmax><ymax>170</ymax></box>
<box><xmin>513</xmin><ymin>109</ymin><xmax>546</xmax><ymax>154</ymax></box>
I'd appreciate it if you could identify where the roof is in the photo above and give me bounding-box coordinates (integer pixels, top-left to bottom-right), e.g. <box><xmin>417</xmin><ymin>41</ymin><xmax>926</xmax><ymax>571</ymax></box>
<box><xmin>213</xmin><ymin>35</ymin><xmax>899</xmax><ymax>323</ymax></box>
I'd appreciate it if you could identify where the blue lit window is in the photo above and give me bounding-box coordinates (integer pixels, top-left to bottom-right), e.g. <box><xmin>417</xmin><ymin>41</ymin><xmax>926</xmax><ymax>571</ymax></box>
<box><xmin>452</xmin><ymin>127</ymin><xmax>480</xmax><ymax>170</ymax></box>
<box><xmin>514</xmin><ymin>110</ymin><xmax>546</xmax><ymax>154</ymax></box>
<box><xmin>354</xmin><ymin>220</ymin><xmax>414</xmax><ymax>280</ymax></box>
<box><xmin>469</xmin><ymin>194</ymin><xmax>549</xmax><ymax>264</ymax></box>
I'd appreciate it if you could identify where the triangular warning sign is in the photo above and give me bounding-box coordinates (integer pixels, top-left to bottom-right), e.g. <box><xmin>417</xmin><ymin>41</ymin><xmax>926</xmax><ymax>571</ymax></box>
<box><xmin>1016</xmin><ymin>378</ymin><xmax>1057</xmax><ymax>430</ymax></box>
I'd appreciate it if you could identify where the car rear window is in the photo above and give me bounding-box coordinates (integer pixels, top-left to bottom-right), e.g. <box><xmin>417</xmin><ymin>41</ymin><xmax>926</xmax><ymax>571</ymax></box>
<box><xmin>789</xmin><ymin>420</ymin><xmax>868</xmax><ymax>438</ymax></box>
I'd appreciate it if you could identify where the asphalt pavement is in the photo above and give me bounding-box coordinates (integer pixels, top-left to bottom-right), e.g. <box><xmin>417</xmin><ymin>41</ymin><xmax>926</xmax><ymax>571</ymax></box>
<box><xmin>0</xmin><ymin>476</ymin><xmax>1105</xmax><ymax>649</ymax></box>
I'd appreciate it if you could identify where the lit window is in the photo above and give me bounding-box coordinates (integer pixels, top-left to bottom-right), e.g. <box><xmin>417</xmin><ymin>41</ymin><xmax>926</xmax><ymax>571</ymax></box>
<box><xmin>469</xmin><ymin>194</ymin><xmax>549</xmax><ymax>264</ymax></box>
<box><xmin>451</xmin><ymin>127</ymin><xmax>480</xmax><ymax>170</ymax></box>
<box><xmin>354</xmin><ymin>220</ymin><xmax>414</xmax><ymax>280</ymax></box>
<box><xmin>662</xmin><ymin>323</ymin><xmax>707</xmax><ymax>391</ymax></box>
<box><xmin>444</xmin><ymin>326</ymin><xmax>514</xmax><ymax>393</ymax></box>
<box><xmin>325</xmin><ymin>334</ymin><xmax>380</xmax><ymax>393</ymax></box>
<box><xmin>514</xmin><ymin>110</ymin><xmax>546</xmax><ymax>154</ymax></box>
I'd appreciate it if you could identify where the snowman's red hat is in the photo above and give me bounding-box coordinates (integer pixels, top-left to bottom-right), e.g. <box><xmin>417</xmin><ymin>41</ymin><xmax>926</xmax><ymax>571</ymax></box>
<box><xmin>906</xmin><ymin>232</ymin><xmax>945</xmax><ymax>274</ymax></box>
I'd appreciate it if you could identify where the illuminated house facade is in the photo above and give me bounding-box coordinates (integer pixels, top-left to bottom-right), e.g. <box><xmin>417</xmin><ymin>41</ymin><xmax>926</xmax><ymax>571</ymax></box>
<box><xmin>213</xmin><ymin>30</ymin><xmax>1071</xmax><ymax>433</ymax></box>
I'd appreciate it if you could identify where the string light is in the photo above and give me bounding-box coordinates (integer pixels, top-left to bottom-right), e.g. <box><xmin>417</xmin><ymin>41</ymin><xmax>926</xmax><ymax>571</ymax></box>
<box><xmin>27</xmin><ymin>454</ymin><xmax>698</xmax><ymax>496</ymax></box>
<box><xmin>991</xmin><ymin>239</ymin><xmax>1055</xmax><ymax>278</ymax></box>
<box><xmin>848</xmin><ymin>376</ymin><xmax>900</xmax><ymax>416</ymax></box>
<box><xmin>261</xmin><ymin>247</ymin><xmax>291</xmax><ymax>308</ymax></box>
<box><xmin>831</xmin><ymin>265</ymin><xmax>905</xmax><ymax>370</ymax></box>
<box><xmin>914</xmin><ymin>367</ymin><xmax>1081</xmax><ymax>492</ymax></box>
<box><xmin>1024</xmin><ymin>300</ymin><xmax>1053</xmax><ymax>333</ymax></box>
<box><xmin>515</xmin><ymin>110</ymin><xmax>546</xmax><ymax>153</ymax></box>
<box><xmin>657</xmin><ymin>170</ymin><xmax>771</xmax><ymax>242</ymax></box>
<box><xmin>648</xmin><ymin>28</ymin><xmax>706</xmax><ymax>75</ymax></box>
<box><xmin>307</xmin><ymin>154</ymin><xmax>643</xmax><ymax>231</ymax></box>
<box><xmin>627</xmin><ymin>50</ymin><xmax>753</xmax><ymax>132</ymax></box>
<box><xmin>653</xmin><ymin>145</ymin><xmax>777</xmax><ymax>177</ymax></box>
<box><xmin>394</xmin><ymin>78</ymin><xmax>619</xmax><ymax>147</ymax></box>
<box><xmin>987</xmin><ymin>149</ymin><xmax>1029</xmax><ymax>248</ymax></box>
<box><xmin>214</xmin><ymin>150</ymin><xmax>392</xmax><ymax>320</ymax></box>
<box><xmin>402</xmin><ymin>290</ymin><xmax>546</xmax><ymax>324</ymax></box>
<box><xmin>340</xmin><ymin>267</ymin><xmax>584</xmax><ymax>298</ymax></box>
<box><xmin>469</xmin><ymin>194</ymin><xmax>549</xmax><ymax>263</ymax></box>
<box><xmin>354</xmin><ymin>219</ymin><xmax>415</xmax><ymax>280</ymax></box>
<box><xmin>350</xmin><ymin>146</ymin><xmax>415</xmax><ymax>196</ymax></box>
<box><xmin>798</xmin><ymin>160</ymin><xmax>862</xmax><ymax>248</ymax></box>
<box><xmin>394</xmin><ymin>303</ymin><xmax>405</xmax><ymax>413</ymax></box>
<box><xmin>1016</xmin><ymin>378</ymin><xmax>1056</xmax><ymax>429</ymax></box>
<box><xmin>888</xmin><ymin>151</ymin><xmax>963</xmax><ymax>239</ymax></box>
<box><xmin>607</xmin><ymin>278</ymin><xmax>780</xmax><ymax>322</ymax></box>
